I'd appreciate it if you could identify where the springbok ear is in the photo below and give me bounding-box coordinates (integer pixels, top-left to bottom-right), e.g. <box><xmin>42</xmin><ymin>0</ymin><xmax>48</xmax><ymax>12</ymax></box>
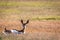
<box><xmin>21</xmin><ymin>19</ymin><xmax>23</xmax><ymax>24</ymax></box>
<box><xmin>26</xmin><ymin>20</ymin><xmax>29</xmax><ymax>24</ymax></box>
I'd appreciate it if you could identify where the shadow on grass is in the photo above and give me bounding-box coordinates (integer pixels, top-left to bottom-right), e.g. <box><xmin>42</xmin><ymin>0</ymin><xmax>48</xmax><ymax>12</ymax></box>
<box><xmin>0</xmin><ymin>37</ymin><xmax>2</xmax><ymax>40</ymax></box>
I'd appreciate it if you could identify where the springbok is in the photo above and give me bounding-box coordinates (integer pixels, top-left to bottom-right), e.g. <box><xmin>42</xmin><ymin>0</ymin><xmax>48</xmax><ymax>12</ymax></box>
<box><xmin>11</xmin><ymin>19</ymin><xmax>29</xmax><ymax>34</ymax></box>
<box><xmin>3</xmin><ymin>20</ymin><xmax>29</xmax><ymax>35</ymax></box>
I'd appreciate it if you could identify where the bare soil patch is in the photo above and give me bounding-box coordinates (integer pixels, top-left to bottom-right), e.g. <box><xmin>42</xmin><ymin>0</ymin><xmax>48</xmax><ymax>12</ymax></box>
<box><xmin>0</xmin><ymin>20</ymin><xmax>60</xmax><ymax>34</ymax></box>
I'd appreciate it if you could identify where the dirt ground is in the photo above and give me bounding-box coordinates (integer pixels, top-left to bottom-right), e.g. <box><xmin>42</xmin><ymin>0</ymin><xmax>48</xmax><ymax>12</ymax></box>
<box><xmin>0</xmin><ymin>20</ymin><xmax>60</xmax><ymax>33</ymax></box>
<box><xmin>0</xmin><ymin>20</ymin><xmax>60</xmax><ymax>40</ymax></box>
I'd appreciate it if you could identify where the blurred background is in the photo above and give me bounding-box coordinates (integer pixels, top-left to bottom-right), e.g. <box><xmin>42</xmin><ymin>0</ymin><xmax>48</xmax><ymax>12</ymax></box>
<box><xmin>0</xmin><ymin>0</ymin><xmax>60</xmax><ymax>40</ymax></box>
<box><xmin>0</xmin><ymin>0</ymin><xmax>60</xmax><ymax>21</ymax></box>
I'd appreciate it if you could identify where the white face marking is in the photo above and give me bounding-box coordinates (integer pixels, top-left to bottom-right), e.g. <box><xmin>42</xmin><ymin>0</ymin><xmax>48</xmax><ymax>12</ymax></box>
<box><xmin>24</xmin><ymin>32</ymin><xmax>25</xmax><ymax>34</ymax></box>
<box><xmin>24</xmin><ymin>26</ymin><xmax>26</xmax><ymax>29</ymax></box>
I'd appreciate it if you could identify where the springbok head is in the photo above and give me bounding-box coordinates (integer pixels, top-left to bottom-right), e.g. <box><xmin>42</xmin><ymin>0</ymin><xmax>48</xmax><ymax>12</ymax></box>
<box><xmin>21</xmin><ymin>19</ymin><xmax>29</xmax><ymax>28</ymax></box>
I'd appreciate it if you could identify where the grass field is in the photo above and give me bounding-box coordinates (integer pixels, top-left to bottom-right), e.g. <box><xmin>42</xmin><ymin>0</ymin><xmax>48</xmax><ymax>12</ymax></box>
<box><xmin>0</xmin><ymin>0</ymin><xmax>60</xmax><ymax>40</ymax></box>
<box><xmin>0</xmin><ymin>1</ymin><xmax>60</xmax><ymax>20</ymax></box>
<box><xmin>0</xmin><ymin>20</ymin><xmax>60</xmax><ymax>40</ymax></box>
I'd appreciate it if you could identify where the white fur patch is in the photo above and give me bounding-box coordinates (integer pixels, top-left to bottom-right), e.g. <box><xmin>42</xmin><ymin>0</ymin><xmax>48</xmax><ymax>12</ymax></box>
<box><xmin>24</xmin><ymin>32</ymin><xmax>25</xmax><ymax>34</ymax></box>
<box><xmin>11</xmin><ymin>30</ymin><xmax>18</xmax><ymax>34</ymax></box>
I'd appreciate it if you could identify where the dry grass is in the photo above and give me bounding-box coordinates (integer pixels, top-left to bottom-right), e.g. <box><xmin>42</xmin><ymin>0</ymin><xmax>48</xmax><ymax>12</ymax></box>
<box><xmin>0</xmin><ymin>20</ymin><xmax>60</xmax><ymax>40</ymax></box>
<box><xmin>0</xmin><ymin>1</ymin><xmax>60</xmax><ymax>40</ymax></box>
<box><xmin>0</xmin><ymin>1</ymin><xmax>60</xmax><ymax>20</ymax></box>
<box><xmin>0</xmin><ymin>32</ymin><xmax>59</xmax><ymax>40</ymax></box>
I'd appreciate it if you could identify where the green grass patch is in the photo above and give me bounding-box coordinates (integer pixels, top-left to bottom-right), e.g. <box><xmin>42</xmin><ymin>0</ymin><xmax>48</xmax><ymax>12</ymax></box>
<box><xmin>0</xmin><ymin>1</ymin><xmax>60</xmax><ymax>14</ymax></box>
<box><xmin>0</xmin><ymin>37</ymin><xmax>2</xmax><ymax>40</ymax></box>
<box><xmin>31</xmin><ymin>16</ymin><xmax>60</xmax><ymax>20</ymax></box>
<box><xmin>0</xmin><ymin>9</ymin><xmax>22</xmax><ymax>13</ymax></box>
<box><xmin>0</xmin><ymin>1</ymin><xmax>60</xmax><ymax>7</ymax></box>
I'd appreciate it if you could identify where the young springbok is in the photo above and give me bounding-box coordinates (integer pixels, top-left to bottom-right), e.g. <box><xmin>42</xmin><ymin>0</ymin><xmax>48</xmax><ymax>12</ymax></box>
<box><xmin>11</xmin><ymin>19</ymin><xmax>29</xmax><ymax>34</ymax></box>
<box><xmin>3</xmin><ymin>20</ymin><xmax>29</xmax><ymax>35</ymax></box>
